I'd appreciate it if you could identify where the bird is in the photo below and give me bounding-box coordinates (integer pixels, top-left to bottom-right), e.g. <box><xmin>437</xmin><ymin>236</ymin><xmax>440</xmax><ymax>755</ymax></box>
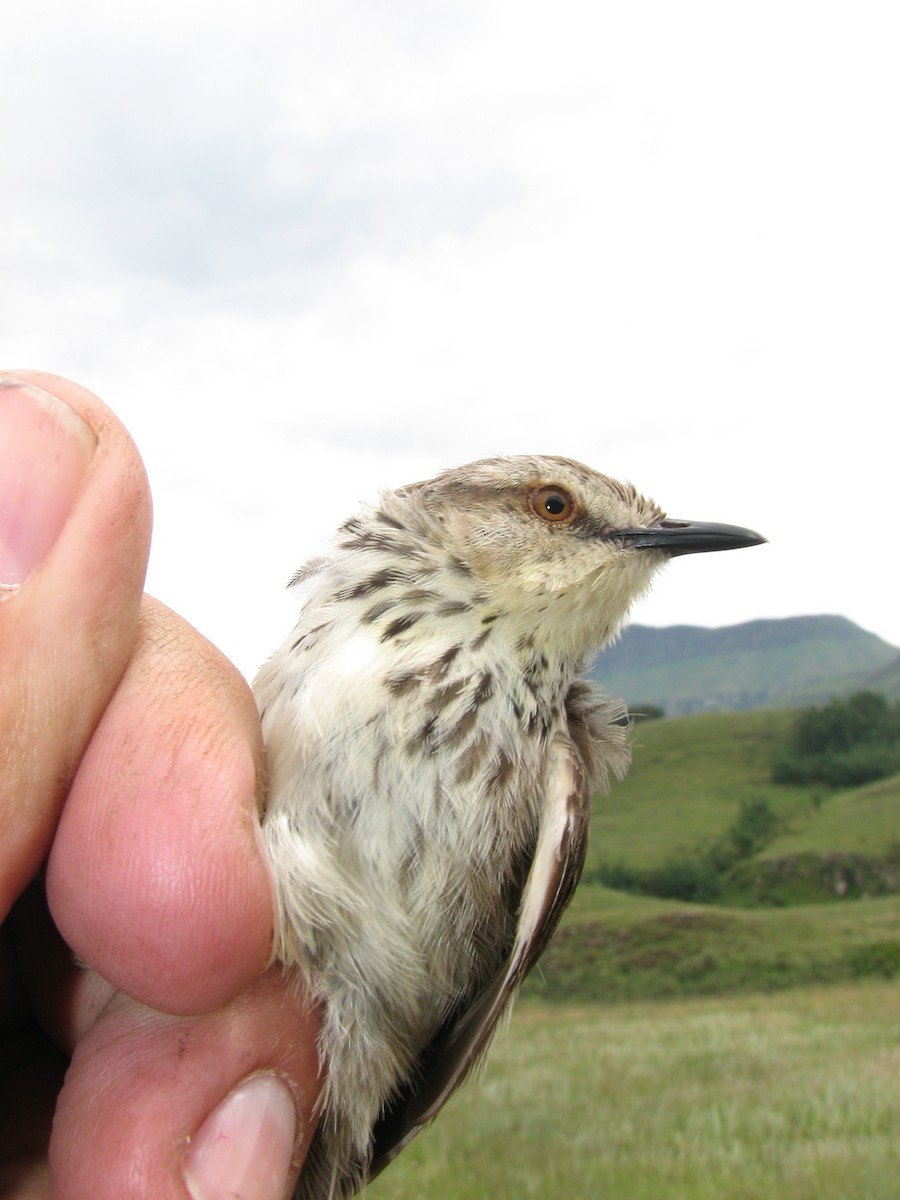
<box><xmin>253</xmin><ymin>454</ymin><xmax>765</xmax><ymax>1199</ymax></box>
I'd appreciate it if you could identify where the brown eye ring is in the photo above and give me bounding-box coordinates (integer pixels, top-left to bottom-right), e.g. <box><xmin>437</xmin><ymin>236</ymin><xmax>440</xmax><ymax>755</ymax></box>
<box><xmin>529</xmin><ymin>485</ymin><xmax>576</xmax><ymax>524</ymax></box>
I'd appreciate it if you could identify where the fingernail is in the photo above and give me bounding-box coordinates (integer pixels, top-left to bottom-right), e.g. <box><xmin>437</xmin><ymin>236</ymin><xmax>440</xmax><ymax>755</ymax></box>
<box><xmin>0</xmin><ymin>375</ymin><xmax>96</xmax><ymax>594</ymax></box>
<box><xmin>183</xmin><ymin>1072</ymin><xmax>299</xmax><ymax>1200</ymax></box>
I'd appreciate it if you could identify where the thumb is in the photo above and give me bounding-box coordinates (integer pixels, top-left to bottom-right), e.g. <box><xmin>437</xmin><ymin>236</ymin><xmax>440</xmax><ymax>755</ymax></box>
<box><xmin>0</xmin><ymin>371</ymin><xmax>151</xmax><ymax>918</ymax></box>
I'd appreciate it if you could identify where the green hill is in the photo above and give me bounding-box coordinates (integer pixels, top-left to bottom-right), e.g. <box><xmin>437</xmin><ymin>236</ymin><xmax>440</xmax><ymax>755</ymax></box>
<box><xmin>584</xmin><ymin>707</ymin><xmax>899</xmax><ymax>888</ymax></box>
<box><xmin>583</xmin><ymin>708</ymin><xmax>813</xmax><ymax>873</ymax></box>
<box><xmin>764</xmin><ymin>774</ymin><xmax>900</xmax><ymax>857</ymax></box>
<box><xmin>521</xmin><ymin>708</ymin><xmax>900</xmax><ymax>1004</ymax></box>
<box><xmin>865</xmin><ymin>652</ymin><xmax>900</xmax><ymax>700</ymax></box>
<box><xmin>587</xmin><ymin>614</ymin><xmax>899</xmax><ymax>715</ymax></box>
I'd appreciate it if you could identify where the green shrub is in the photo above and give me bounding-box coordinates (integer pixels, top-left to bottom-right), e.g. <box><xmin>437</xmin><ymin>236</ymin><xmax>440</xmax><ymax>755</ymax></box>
<box><xmin>842</xmin><ymin>939</ymin><xmax>900</xmax><ymax>980</ymax></box>
<box><xmin>594</xmin><ymin>794</ymin><xmax>780</xmax><ymax>903</ymax></box>
<box><xmin>772</xmin><ymin>691</ymin><xmax>900</xmax><ymax>786</ymax></box>
<box><xmin>647</xmin><ymin>856</ymin><xmax>723</xmax><ymax>902</ymax></box>
<box><xmin>728</xmin><ymin>794</ymin><xmax>780</xmax><ymax>858</ymax></box>
<box><xmin>590</xmin><ymin>859</ymin><xmax>645</xmax><ymax>893</ymax></box>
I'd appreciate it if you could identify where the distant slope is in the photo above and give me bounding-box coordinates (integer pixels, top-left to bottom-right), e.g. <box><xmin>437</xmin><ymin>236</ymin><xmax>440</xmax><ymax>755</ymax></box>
<box><xmin>585</xmin><ymin>707</ymin><xmax>900</xmax><ymax>906</ymax></box>
<box><xmin>863</xmin><ymin>653</ymin><xmax>900</xmax><ymax>701</ymax></box>
<box><xmin>584</xmin><ymin>709</ymin><xmax>806</xmax><ymax>875</ymax></box>
<box><xmin>586</xmin><ymin>614</ymin><xmax>898</xmax><ymax>715</ymax></box>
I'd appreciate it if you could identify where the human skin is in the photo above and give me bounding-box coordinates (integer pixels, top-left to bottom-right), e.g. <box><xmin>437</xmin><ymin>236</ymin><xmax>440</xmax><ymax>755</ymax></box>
<box><xmin>0</xmin><ymin>371</ymin><xmax>321</xmax><ymax>1200</ymax></box>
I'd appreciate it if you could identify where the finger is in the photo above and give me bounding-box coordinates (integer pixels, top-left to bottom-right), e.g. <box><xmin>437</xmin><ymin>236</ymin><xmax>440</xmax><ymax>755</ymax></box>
<box><xmin>51</xmin><ymin>971</ymin><xmax>321</xmax><ymax>1200</ymax></box>
<box><xmin>14</xmin><ymin>893</ymin><xmax>321</xmax><ymax>1199</ymax></box>
<box><xmin>0</xmin><ymin>372</ymin><xmax>151</xmax><ymax>919</ymax></box>
<box><xmin>46</xmin><ymin>597</ymin><xmax>276</xmax><ymax>1017</ymax></box>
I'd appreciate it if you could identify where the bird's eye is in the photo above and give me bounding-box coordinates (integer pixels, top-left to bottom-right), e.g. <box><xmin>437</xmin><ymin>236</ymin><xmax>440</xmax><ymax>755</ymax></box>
<box><xmin>530</xmin><ymin>485</ymin><xmax>576</xmax><ymax>524</ymax></box>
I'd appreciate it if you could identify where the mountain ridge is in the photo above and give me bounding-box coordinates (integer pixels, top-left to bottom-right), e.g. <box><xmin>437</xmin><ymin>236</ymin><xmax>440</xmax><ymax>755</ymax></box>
<box><xmin>586</xmin><ymin>614</ymin><xmax>899</xmax><ymax>716</ymax></box>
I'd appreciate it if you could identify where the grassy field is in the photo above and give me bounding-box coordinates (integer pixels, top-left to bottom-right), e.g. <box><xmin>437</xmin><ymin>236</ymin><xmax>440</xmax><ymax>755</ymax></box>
<box><xmin>526</xmin><ymin>889</ymin><xmax>900</xmax><ymax>1003</ymax></box>
<box><xmin>368</xmin><ymin>981</ymin><xmax>900</xmax><ymax>1200</ymax></box>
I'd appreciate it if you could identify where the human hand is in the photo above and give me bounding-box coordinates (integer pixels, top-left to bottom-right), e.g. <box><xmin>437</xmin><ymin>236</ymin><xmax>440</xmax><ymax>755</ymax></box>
<box><xmin>1</xmin><ymin>371</ymin><xmax>321</xmax><ymax>1199</ymax></box>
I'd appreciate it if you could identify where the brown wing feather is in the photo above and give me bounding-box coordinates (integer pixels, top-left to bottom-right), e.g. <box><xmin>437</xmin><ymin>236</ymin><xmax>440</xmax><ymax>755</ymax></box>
<box><xmin>367</xmin><ymin>735</ymin><xmax>590</xmax><ymax>1179</ymax></box>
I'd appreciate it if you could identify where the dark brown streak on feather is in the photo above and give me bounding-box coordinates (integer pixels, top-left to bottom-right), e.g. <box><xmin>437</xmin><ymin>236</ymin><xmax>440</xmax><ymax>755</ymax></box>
<box><xmin>382</xmin><ymin>612</ymin><xmax>424</xmax><ymax>642</ymax></box>
<box><xmin>339</xmin><ymin>523</ymin><xmax>416</xmax><ymax>555</ymax></box>
<box><xmin>363</xmin><ymin>599</ymin><xmax>396</xmax><ymax>624</ymax></box>
<box><xmin>488</xmin><ymin>749</ymin><xmax>514</xmax><ymax>790</ymax></box>
<box><xmin>473</xmin><ymin>671</ymin><xmax>494</xmax><ymax>706</ymax></box>
<box><xmin>385</xmin><ymin>670</ymin><xmax>423</xmax><ymax>696</ymax></box>
<box><xmin>471</xmin><ymin>627</ymin><xmax>493</xmax><ymax>651</ymax></box>
<box><xmin>429</xmin><ymin>678</ymin><xmax>468</xmax><ymax>713</ymax></box>
<box><xmin>441</xmin><ymin>707</ymin><xmax>478</xmax><ymax>750</ymax></box>
<box><xmin>409</xmin><ymin>715</ymin><xmax>438</xmax><ymax>756</ymax></box>
<box><xmin>402</xmin><ymin>588</ymin><xmax>441</xmax><ymax>605</ymax></box>
<box><xmin>447</xmin><ymin>555</ymin><xmax>474</xmax><ymax>579</ymax></box>
<box><xmin>290</xmin><ymin>621</ymin><xmax>330</xmax><ymax>653</ymax></box>
<box><xmin>428</xmin><ymin>645</ymin><xmax>462</xmax><ymax>679</ymax></box>
<box><xmin>338</xmin><ymin>567</ymin><xmax>409</xmax><ymax>600</ymax></box>
<box><xmin>437</xmin><ymin>599</ymin><xmax>471</xmax><ymax>617</ymax></box>
<box><xmin>454</xmin><ymin>732</ymin><xmax>492</xmax><ymax>784</ymax></box>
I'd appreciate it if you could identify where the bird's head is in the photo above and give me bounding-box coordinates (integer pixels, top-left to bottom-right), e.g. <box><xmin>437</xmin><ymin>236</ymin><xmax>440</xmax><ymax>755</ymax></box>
<box><xmin>384</xmin><ymin>454</ymin><xmax>765</xmax><ymax>658</ymax></box>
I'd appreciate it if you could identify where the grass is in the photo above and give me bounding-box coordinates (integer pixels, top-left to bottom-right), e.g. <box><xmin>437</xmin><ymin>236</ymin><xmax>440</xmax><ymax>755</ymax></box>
<box><xmin>524</xmin><ymin>888</ymin><xmax>900</xmax><ymax>1003</ymax></box>
<box><xmin>762</xmin><ymin>773</ymin><xmax>900</xmax><ymax>858</ymax></box>
<box><xmin>367</xmin><ymin>981</ymin><xmax>900</xmax><ymax>1200</ymax></box>
<box><xmin>586</xmin><ymin>709</ymin><xmax>900</xmax><ymax>905</ymax></box>
<box><xmin>586</xmin><ymin>710</ymin><xmax>819</xmax><ymax>874</ymax></box>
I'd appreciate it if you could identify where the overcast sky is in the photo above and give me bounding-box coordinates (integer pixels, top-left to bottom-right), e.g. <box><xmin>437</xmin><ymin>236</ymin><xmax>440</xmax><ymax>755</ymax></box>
<box><xmin>4</xmin><ymin>0</ymin><xmax>899</xmax><ymax>679</ymax></box>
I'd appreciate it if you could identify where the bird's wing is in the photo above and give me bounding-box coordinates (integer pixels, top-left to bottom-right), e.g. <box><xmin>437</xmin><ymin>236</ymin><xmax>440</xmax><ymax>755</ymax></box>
<box><xmin>367</xmin><ymin>735</ymin><xmax>590</xmax><ymax>1179</ymax></box>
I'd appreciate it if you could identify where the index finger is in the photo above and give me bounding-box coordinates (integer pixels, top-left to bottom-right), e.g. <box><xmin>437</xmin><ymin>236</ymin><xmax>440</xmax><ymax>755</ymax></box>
<box><xmin>46</xmin><ymin>597</ymin><xmax>275</xmax><ymax>1016</ymax></box>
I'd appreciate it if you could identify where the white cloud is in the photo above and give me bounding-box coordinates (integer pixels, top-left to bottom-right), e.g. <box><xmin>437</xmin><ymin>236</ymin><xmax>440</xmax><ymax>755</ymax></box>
<box><xmin>3</xmin><ymin>0</ymin><xmax>900</xmax><ymax>675</ymax></box>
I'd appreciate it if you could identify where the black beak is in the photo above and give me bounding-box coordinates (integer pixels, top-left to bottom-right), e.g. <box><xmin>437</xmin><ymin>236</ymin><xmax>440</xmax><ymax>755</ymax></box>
<box><xmin>616</xmin><ymin>518</ymin><xmax>767</xmax><ymax>557</ymax></box>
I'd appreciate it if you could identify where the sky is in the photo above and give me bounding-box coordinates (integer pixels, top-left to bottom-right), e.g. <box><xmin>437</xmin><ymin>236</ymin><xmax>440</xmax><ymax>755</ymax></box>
<box><xmin>4</xmin><ymin>0</ymin><xmax>899</xmax><ymax>680</ymax></box>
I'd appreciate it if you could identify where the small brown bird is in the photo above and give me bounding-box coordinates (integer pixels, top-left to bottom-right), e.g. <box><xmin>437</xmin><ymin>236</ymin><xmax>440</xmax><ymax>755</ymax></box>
<box><xmin>253</xmin><ymin>455</ymin><xmax>765</xmax><ymax>1198</ymax></box>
